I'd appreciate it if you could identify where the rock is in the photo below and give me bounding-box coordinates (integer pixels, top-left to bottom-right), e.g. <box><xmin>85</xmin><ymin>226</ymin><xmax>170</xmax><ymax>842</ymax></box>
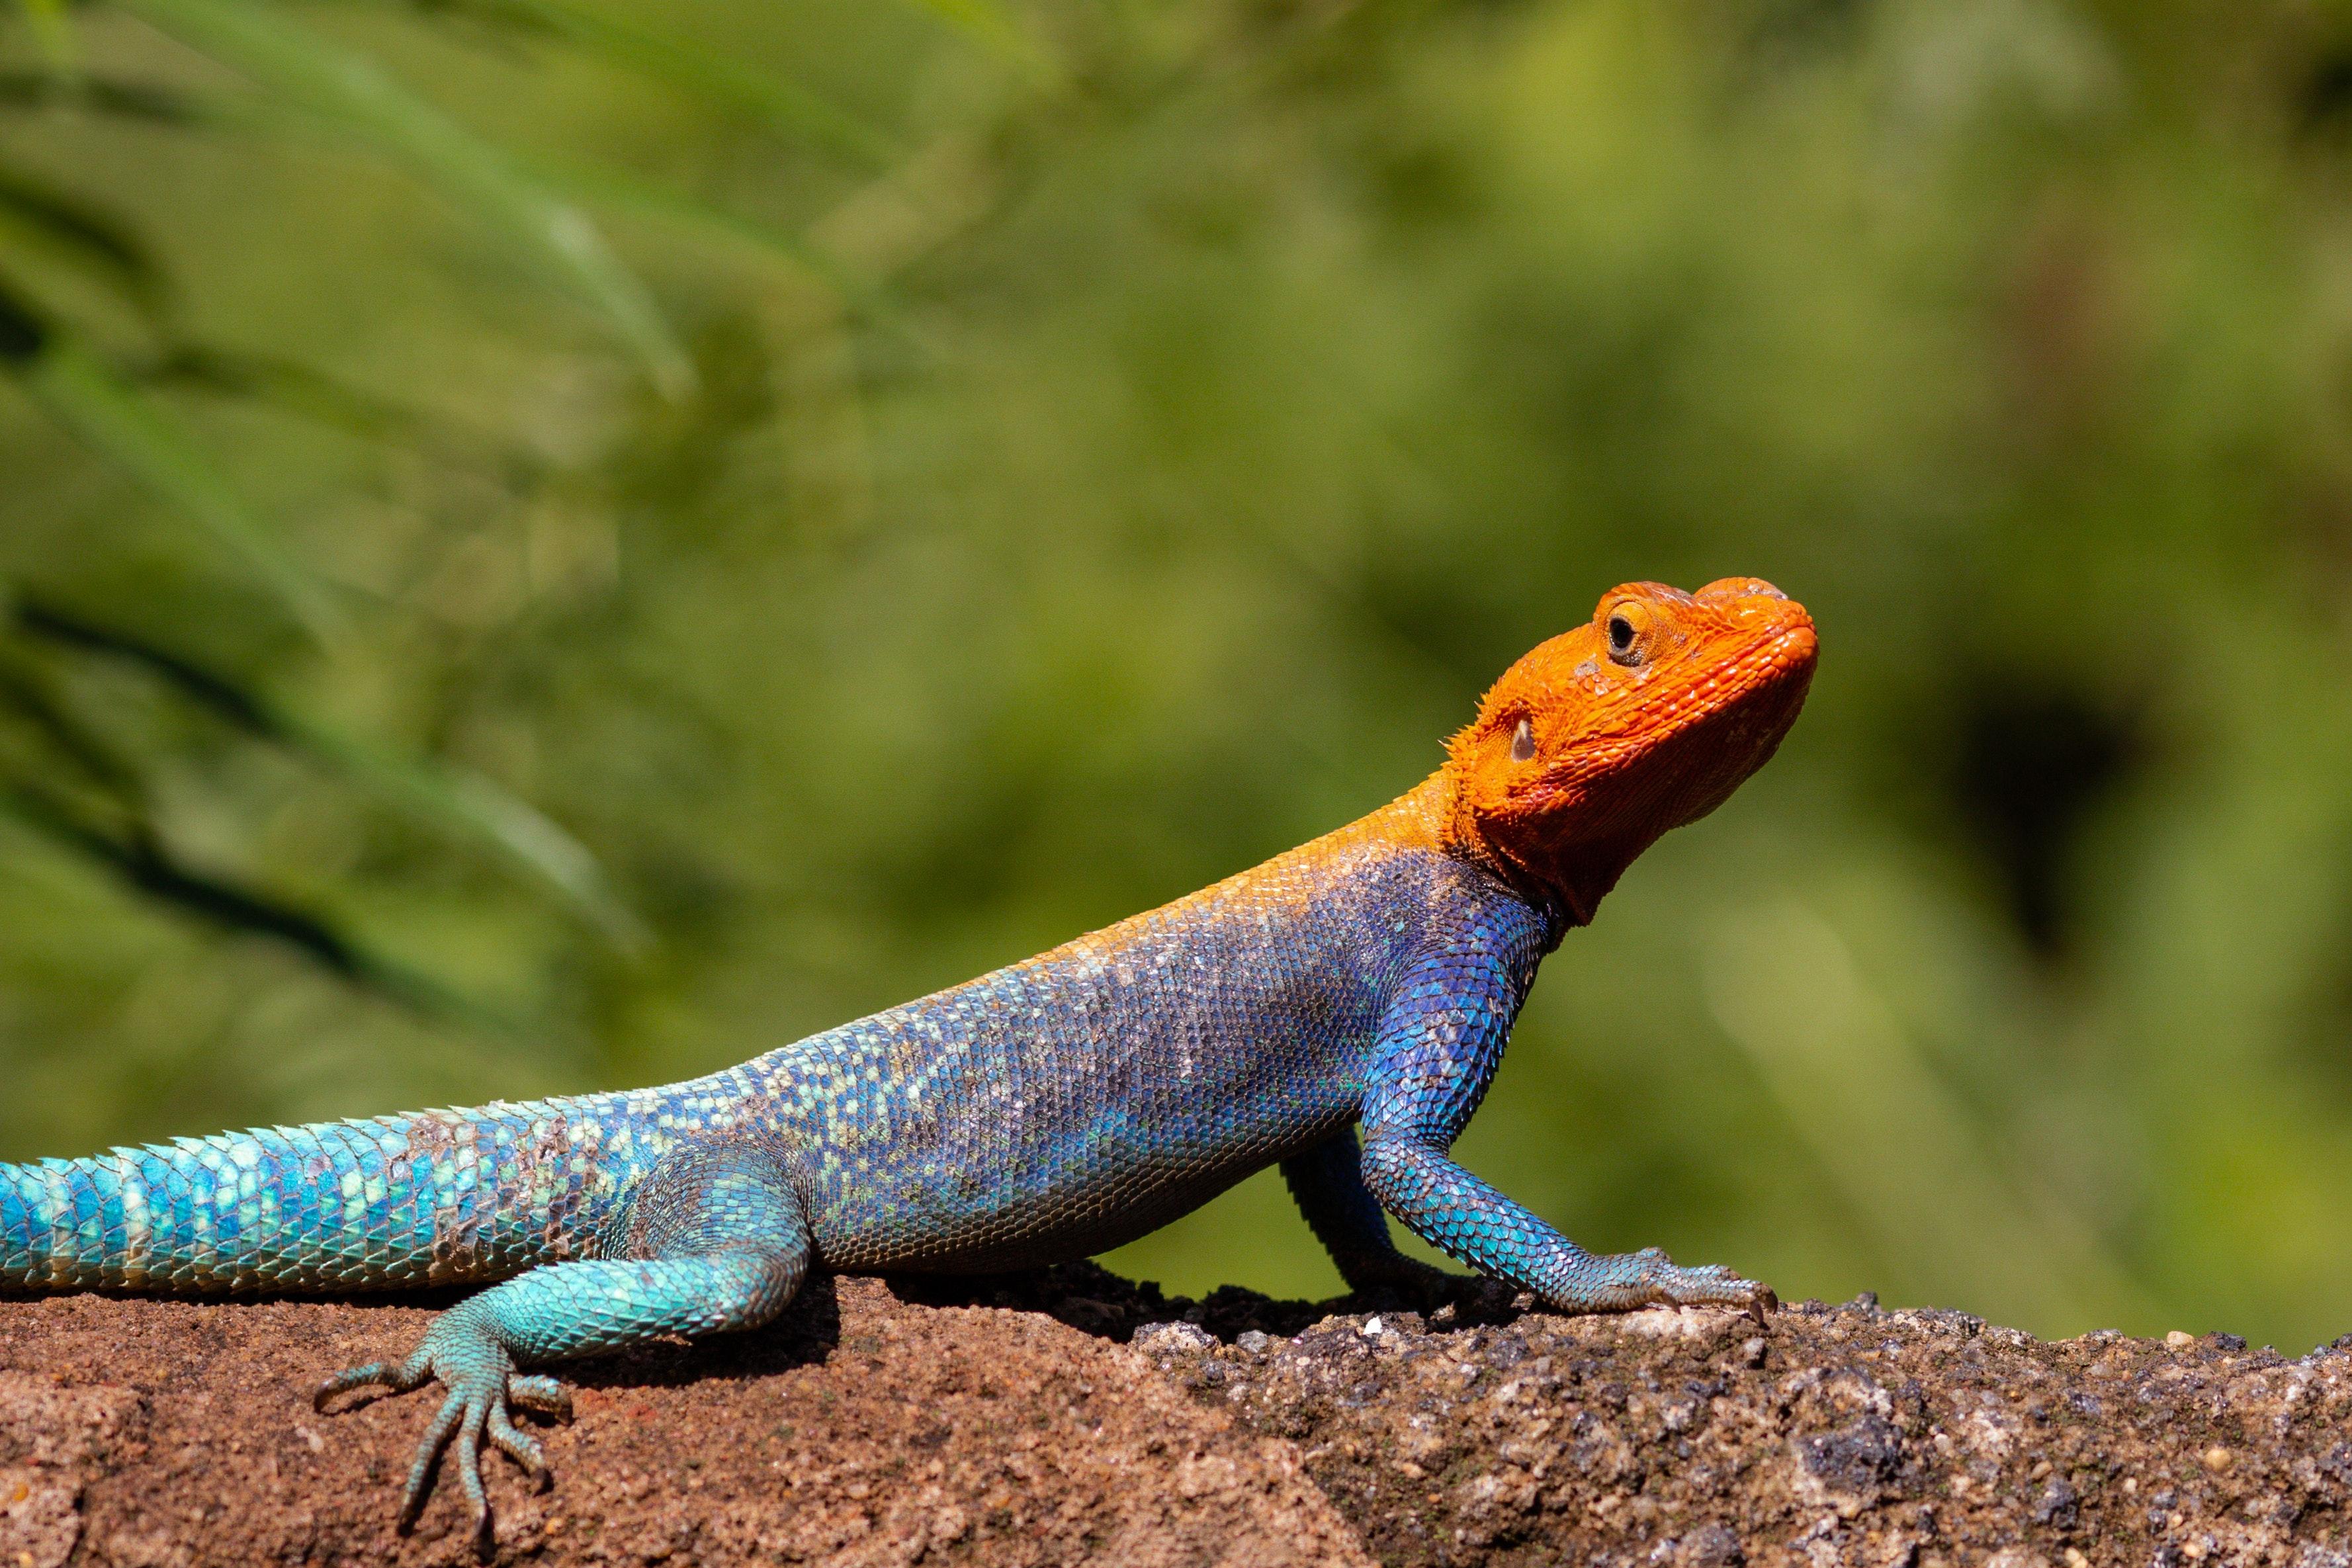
<box><xmin>0</xmin><ymin>1266</ymin><xmax>2346</xmax><ymax>1565</ymax></box>
<box><xmin>0</xmin><ymin>1275</ymin><xmax>1369</xmax><ymax>1567</ymax></box>
<box><xmin>0</xmin><ymin>1467</ymin><xmax>81</xmax><ymax>1568</ymax></box>
<box><xmin>1796</xmin><ymin>1412</ymin><xmax>1904</xmax><ymax>1512</ymax></box>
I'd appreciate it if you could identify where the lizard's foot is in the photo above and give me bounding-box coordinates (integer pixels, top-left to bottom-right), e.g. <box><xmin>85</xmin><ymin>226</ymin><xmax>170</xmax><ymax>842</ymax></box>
<box><xmin>1545</xmin><ymin>1248</ymin><xmax>1777</xmax><ymax>1324</ymax></box>
<box><xmin>314</xmin><ymin>1307</ymin><xmax>571</xmax><ymax>1555</ymax></box>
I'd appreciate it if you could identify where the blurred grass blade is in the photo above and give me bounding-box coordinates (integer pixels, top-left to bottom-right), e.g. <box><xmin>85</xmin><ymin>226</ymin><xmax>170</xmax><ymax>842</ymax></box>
<box><xmin>0</xmin><ymin>160</ymin><xmax>165</xmax><ymax>318</ymax></box>
<box><xmin>113</xmin><ymin>0</ymin><xmax>694</xmax><ymax>398</ymax></box>
<box><xmin>0</xmin><ymin>773</ymin><xmax>486</xmax><ymax>1021</ymax></box>
<box><xmin>0</xmin><ymin>288</ymin><xmax>344</xmax><ymax>642</ymax></box>
<box><xmin>494</xmin><ymin>0</ymin><xmax>893</xmax><ymax>168</ymax></box>
<box><xmin>0</xmin><ymin>68</ymin><xmax>232</xmax><ymax>126</ymax></box>
<box><xmin>536</xmin><ymin>156</ymin><xmax>929</xmax><ymax>349</ymax></box>
<box><xmin>0</xmin><ymin>651</ymin><xmax>142</xmax><ymax>799</ymax></box>
<box><xmin>14</xmin><ymin>600</ymin><xmax>650</xmax><ymax>951</ymax></box>
<box><xmin>292</xmin><ymin>717</ymin><xmax>652</xmax><ymax>953</ymax></box>
<box><xmin>154</xmin><ymin>344</ymin><xmax>534</xmax><ymax>472</ymax></box>
<box><xmin>893</xmin><ymin>0</ymin><xmax>1057</xmax><ymax>77</ymax></box>
<box><xmin>13</xmin><ymin>0</ymin><xmax>78</xmax><ymax>77</ymax></box>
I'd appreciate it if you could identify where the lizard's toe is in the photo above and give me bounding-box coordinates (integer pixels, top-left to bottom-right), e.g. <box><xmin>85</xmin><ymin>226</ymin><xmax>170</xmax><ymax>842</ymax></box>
<box><xmin>452</xmin><ymin>1396</ymin><xmax>496</xmax><ymax>1557</ymax></box>
<box><xmin>488</xmin><ymin>1405</ymin><xmax>551</xmax><ymax>1491</ymax></box>
<box><xmin>1671</xmin><ymin>1262</ymin><xmax>1747</xmax><ymax>1291</ymax></box>
<box><xmin>1555</xmin><ymin>1250</ymin><xmax>1776</xmax><ymax>1317</ymax></box>
<box><xmin>314</xmin><ymin>1364</ymin><xmax>384</xmax><ymax>1412</ymax></box>
<box><xmin>1646</xmin><ymin>1261</ymin><xmax>1774</xmax><ymax>1316</ymax></box>
<box><xmin>397</xmin><ymin>1389</ymin><xmax>471</xmax><ymax>1534</ymax></box>
<box><xmin>314</xmin><ymin>1356</ymin><xmax>427</xmax><ymax>1412</ymax></box>
<box><xmin>507</xmin><ymin>1373</ymin><xmax>573</xmax><ymax>1422</ymax></box>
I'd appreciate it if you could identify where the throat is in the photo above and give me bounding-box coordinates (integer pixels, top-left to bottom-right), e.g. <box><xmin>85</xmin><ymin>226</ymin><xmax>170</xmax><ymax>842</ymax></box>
<box><xmin>1432</xmin><ymin>776</ymin><xmax>1632</xmax><ymax>936</ymax></box>
<box><xmin>1484</xmin><ymin>835</ymin><xmax>1635</xmax><ymax>932</ymax></box>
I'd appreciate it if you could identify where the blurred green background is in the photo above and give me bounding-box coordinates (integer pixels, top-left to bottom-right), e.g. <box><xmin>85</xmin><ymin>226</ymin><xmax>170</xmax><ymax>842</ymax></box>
<box><xmin>3</xmin><ymin>0</ymin><xmax>2349</xmax><ymax>1348</ymax></box>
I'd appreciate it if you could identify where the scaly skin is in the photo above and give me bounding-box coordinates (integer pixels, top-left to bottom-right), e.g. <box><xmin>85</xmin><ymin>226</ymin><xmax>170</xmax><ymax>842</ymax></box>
<box><xmin>0</xmin><ymin>577</ymin><xmax>1817</xmax><ymax>1550</ymax></box>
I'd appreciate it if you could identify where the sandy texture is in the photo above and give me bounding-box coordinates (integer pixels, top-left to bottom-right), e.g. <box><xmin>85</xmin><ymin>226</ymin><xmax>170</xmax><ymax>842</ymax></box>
<box><xmin>0</xmin><ymin>1266</ymin><xmax>2349</xmax><ymax>1566</ymax></box>
<box><xmin>0</xmin><ymin>1273</ymin><xmax>1368</xmax><ymax>1567</ymax></box>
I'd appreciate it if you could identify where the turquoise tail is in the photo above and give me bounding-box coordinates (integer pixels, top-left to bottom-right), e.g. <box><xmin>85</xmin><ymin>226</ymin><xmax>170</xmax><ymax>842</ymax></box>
<box><xmin>0</xmin><ymin>1106</ymin><xmax>582</xmax><ymax>1294</ymax></box>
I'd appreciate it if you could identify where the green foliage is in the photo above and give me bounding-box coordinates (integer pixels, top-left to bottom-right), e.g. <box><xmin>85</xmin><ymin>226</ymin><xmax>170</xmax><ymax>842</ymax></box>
<box><xmin>4</xmin><ymin>0</ymin><xmax>2352</xmax><ymax>1347</ymax></box>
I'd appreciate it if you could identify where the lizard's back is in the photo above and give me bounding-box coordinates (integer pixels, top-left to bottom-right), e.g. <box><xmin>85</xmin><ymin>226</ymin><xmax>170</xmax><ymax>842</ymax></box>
<box><xmin>761</xmin><ymin>785</ymin><xmax>1507</xmax><ymax>1270</ymax></box>
<box><xmin>0</xmin><ymin>779</ymin><xmax>1516</xmax><ymax>1289</ymax></box>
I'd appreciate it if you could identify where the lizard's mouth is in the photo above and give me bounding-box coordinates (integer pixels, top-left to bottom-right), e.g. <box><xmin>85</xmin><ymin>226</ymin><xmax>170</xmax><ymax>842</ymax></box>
<box><xmin>1630</xmin><ymin>616</ymin><xmax>1818</xmax><ymax>803</ymax></box>
<box><xmin>1716</xmin><ymin>619</ymin><xmax>1819</xmax><ymax>732</ymax></box>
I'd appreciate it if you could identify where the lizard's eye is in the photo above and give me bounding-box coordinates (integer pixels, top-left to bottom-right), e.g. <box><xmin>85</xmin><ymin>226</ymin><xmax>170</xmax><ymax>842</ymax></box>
<box><xmin>1606</xmin><ymin>610</ymin><xmax>1642</xmax><ymax>666</ymax></box>
<box><xmin>1510</xmin><ymin>717</ymin><xmax>1536</xmax><ymax>762</ymax></box>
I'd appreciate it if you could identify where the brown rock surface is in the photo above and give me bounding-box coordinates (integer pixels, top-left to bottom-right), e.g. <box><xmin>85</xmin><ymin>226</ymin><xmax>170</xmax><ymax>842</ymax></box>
<box><xmin>0</xmin><ymin>1266</ymin><xmax>2347</xmax><ymax>1567</ymax></box>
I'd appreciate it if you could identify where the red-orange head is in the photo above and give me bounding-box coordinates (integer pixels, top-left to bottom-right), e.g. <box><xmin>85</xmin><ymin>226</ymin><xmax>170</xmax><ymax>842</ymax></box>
<box><xmin>1442</xmin><ymin>578</ymin><xmax>1817</xmax><ymax>926</ymax></box>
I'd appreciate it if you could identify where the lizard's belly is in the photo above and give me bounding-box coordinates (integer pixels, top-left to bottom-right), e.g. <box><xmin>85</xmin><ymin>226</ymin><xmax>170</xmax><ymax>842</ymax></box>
<box><xmin>797</xmin><ymin>1058</ymin><xmax>1362</xmax><ymax>1273</ymax></box>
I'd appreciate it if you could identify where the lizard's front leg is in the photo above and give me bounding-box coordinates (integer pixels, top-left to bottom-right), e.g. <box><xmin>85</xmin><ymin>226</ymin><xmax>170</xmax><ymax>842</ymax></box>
<box><xmin>316</xmin><ymin>1140</ymin><xmax>809</xmax><ymax>1552</ymax></box>
<box><xmin>1358</xmin><ymin>1131</ymin><xmax>1768</xmax><ymax>1314</ymax></box>
<box><xmin>1356</xmin><ymin>917</ymin><xmax>1774</xmax><ymax>1318</ymax></box>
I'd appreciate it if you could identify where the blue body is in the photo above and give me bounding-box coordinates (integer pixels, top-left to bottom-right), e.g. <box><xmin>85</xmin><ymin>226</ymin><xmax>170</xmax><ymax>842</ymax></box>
<box><xmin>0</xmin><ymin>775</ymin><xmax>1763</xmax><ymax>1535</ymax></box>
<box><xmin>2</xmin><ymin>786</ymin><xmax>1545</xmax><ymax>1287</ymax></box>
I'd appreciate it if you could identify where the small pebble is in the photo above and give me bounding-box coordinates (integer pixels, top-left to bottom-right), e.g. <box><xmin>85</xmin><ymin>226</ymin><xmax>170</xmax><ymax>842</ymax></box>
<box><xmin>1135</xmin><ymin>1321</ymin><xmax>1215</xmax><ymax>1355</ymax></box>
<box><xmin>2165</xmin><ymin>1330</ymin><xmax>2195</xmax><ymax>1349</ymax></box>
<box><xmin>2202</xmin><ymin>1446</ymin><xmax>2234</xmax><ymax>1473</ymax></box>
<box><xmin>1236</xmin><ymin>1330</ymin><xmax>1270</xmax><ymax>1355</ymax></box>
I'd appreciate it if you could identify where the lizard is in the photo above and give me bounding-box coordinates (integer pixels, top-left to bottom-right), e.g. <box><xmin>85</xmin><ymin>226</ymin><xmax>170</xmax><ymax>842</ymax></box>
<box><xmin>0</xmin><ymin>575</ymin><xmax>1817</xmax><ymax>1549</ymax></box>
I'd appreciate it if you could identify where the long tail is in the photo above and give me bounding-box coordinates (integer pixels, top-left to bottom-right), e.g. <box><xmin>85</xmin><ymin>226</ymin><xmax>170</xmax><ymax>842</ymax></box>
<box><xmin>0</xmin><ymin>1102</ymin><xmax>599</xmax><ymax>1294</ymax></box>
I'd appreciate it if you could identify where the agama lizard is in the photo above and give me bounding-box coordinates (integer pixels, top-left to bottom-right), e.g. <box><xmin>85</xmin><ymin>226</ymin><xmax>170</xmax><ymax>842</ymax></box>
<box><xmin>0</xmin><ymin>577</ymin><xmax>1816</xmax><ymax>1548</ymax></box>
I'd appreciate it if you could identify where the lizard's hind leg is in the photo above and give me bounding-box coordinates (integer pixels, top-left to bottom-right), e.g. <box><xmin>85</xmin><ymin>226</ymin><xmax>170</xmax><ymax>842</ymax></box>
<box><xmin>316</xmin><ymin>1140</ymin><xmax>809</xmax><ymax>1554</ymax></box>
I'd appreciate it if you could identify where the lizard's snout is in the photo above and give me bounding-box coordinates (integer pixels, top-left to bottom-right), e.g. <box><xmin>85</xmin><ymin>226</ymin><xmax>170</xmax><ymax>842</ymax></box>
<box><xmin>1694</xmin><ymin>578</ymin><xmax>1816</xmax><ymax>662</ymax></box>
<box><xmin>1696</xmin><ymin>576</ymin><xmax>1787</xmax><ymax>604</ymax></box>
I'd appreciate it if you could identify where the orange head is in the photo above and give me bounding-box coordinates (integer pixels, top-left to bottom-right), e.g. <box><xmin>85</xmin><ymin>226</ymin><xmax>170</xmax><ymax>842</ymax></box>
<box><xmin>1443</xmin><ymin>578</ymin><xmax>1817</xmax><ymax>926</ymax></box>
